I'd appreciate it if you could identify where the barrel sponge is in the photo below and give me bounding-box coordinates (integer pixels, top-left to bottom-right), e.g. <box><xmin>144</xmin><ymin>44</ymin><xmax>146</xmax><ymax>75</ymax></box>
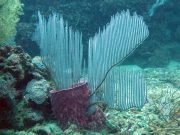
<box><xmin>0</xmin><ymin>0</ymin><xmax>23</xmax><ymax>45</ymax></box>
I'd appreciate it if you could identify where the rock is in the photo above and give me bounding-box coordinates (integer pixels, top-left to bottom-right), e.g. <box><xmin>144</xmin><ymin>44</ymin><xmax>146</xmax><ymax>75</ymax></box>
<box><xmin>23</xmin><ymin>111</ymin><xmax>44</xmax><ymax>128</ymax></box>
<box><xmin>13</xmin><ymin>100</ymin><xmax>44</xmax><ymax>129</ymax></box>
<box><xmin>24</xmin><ymin>79</ymin><xmax>50</xmax><ymax>104</ymax></box>
<box><xmin>0</xmin><ymin>73</ymin><xmax>16</xmax><ymax>128</ymax></box>
<box><xmin>31</xmin><ymin>56</ymin><xmax>49</xmax><ymax>79</ymax></box>
<box><xmin>0</xmin><ymin>73</ymin><xmax>16</xmax><ymax>99</ymax></box>
<box><xmin>0</xmin><ymin>45</ymin><xmax>12</xmax><ymax>57</ymax></box>
<box><xmin>63</xmin><ymin>124</ymin><xmax>82</xmax><ymax>135</ymax></box>
<box><xmin>6</xmin><ymin>53</ymin><xmax>25</xmax><ymax>80</ymax></box>
<box><xmin>0</xmin><ymin>130</ymin><xmax>15</xmax><ymax>135</ymax></box>
<box><xmin>31</xmin><ymin>122</ymin><xmax>63</xmax><ymax>135</ymax></box>
<box><xmin>0</xmin><ymin>45</ymin><xmax>34</xmax><ymax>92</ymax></box>
<box><xmin>14</xmin><ymin>131</ymin><xmax>36</xmax><ymax>135</ymax></box>
<box><xmin>32</xmin><ymin>56</ymin><xmax>46</xmax><ymax>71</ymax></box>
<box><xmin>0</xmin><ymin>45</ymin><xmax>52</xmax><ymax>129</ymax></box>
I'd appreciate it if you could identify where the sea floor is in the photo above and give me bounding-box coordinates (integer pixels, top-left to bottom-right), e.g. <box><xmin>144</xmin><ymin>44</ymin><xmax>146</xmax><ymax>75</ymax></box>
<box><xmin>104</xmin><ymin>60</ymin><xmax>180</xmax><ymax>135</ymax></box>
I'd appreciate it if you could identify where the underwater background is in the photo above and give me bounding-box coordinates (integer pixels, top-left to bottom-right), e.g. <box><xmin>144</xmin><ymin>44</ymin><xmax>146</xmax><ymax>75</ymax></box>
<box><xmin>0</xmin><ymin>0</ymin><xmax>179</xmax><ymax>135</ymax></box>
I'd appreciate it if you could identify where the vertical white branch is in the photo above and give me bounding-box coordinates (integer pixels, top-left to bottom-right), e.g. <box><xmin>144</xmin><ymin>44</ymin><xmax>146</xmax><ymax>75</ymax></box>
<box><xmin>34</xmin><ymin>12</ymin><xmax>83</xmax><ymax>89</ymax></box>
<box><xmin>149</xmin><ymin>0</ymin><xmax>168</xmax><ymax>16</ymax></box>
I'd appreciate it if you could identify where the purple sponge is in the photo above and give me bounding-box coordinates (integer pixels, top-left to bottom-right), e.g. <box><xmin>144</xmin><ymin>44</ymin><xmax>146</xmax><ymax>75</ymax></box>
<box><xmin>50</xmin><ymin>83</ymin><xmax>105</xmax><ymax>129</ymax></box>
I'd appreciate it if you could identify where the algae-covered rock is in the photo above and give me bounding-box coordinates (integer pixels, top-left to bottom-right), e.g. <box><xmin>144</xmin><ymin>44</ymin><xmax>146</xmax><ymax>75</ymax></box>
<box><xmin>0</xmin><ymin>122</ymin><xmax>62</xmax><ymax>135</ymax></box>
<box><xmin>0</xmin><ymin>130</ymin><xmax>15</xmax><ymax>135</ymax></box>
<box><xmin>31</xmin><ymin>56</ymin><xmax>49</xmax><ymax>79</ymax></box>
<box><xmin>63</xmin><ymin>124</ymin><xmax>82</xmax><ymax>135</ymax></box>
<box><xmin>0</xmin><ymin>45</ymin><xmax>34</xmax><ymax>91</ymax></box>
<box><xmin>24</xmin><ymin>79</ymin><xmax>50</xmax><ymax>104</ymax></box>
<box><xmin>13</xmin><ymin>100</ymin><xmax>44</xmax><ymax>129</ymax></box>
<box><xmin>32</xmin><ymin>56</ymin><xmax>46</xmax><ymax>71</ymax></box>
<box><xmin>0</xmin><ymin>73</ymin><xmax>16</xmax><ymax>128</ymax></box>
<box><xmin>31</xmin><ymin>122</ymin><xmax>63</xmax><ymax>135</ymax></box>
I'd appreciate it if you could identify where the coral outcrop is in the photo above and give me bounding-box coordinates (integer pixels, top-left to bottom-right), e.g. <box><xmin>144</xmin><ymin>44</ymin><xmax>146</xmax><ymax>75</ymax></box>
<box><xmin>0</xmin><ymin>45</ymin><xmax>52</xmax><ymax>129</ymax></box>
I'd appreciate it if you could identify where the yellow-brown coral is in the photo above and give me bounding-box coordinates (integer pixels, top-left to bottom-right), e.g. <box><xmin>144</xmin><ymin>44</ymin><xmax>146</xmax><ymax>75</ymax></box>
<box><xmin>0</xmin><ymin>0</ymin><xmax>23</xmax><ymax>45</ymax></box>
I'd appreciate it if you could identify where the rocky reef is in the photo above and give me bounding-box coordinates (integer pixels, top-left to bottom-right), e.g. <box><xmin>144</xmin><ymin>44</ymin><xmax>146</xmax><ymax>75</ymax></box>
<box><xmin>0</xmin><ymin>46</ymin><xmax>52</xmax><ymax>130</ymax></box>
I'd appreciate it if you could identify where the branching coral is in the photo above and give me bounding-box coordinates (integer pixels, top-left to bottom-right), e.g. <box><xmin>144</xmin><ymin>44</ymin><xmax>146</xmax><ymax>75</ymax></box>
<box><xmin>0</xmin><ymin>0</ymin><xmax>23</xmax><ymax>45</ymax></box>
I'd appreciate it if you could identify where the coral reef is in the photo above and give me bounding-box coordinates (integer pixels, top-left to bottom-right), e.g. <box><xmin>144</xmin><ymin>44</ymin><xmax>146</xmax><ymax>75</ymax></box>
<box><xmin>0</xmin><ymin>45</ymin><xmax>52</xmax><ymax>130</ymax></box>
<box><xmin>0</xmin><ymin>45</ymin><xmax>35</xmax><ymax>96</ymax></box>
